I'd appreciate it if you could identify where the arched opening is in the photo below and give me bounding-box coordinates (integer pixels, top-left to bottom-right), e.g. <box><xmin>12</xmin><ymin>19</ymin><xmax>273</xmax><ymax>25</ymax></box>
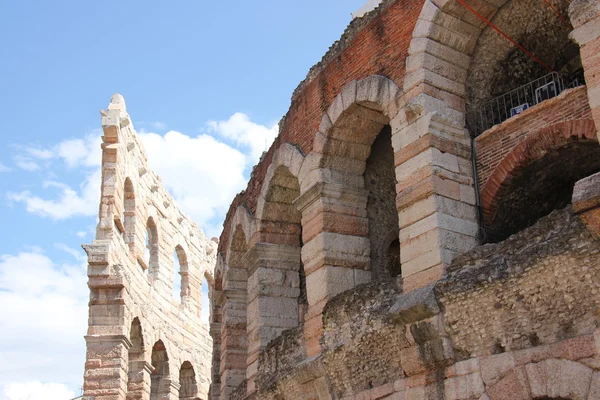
<box><xmin>316</xmin><ymin>89</ymin><xmax>399</xmax><ymax>281</ymax></box>
<box><xmin>150</xmin><ymin>340</ymin><xmax>170</xmax><ymax>399</ymax></box>
<box><xmin>364</xmin><ymin>125</ymin><xmax>400</xmax><ymax>279</ymax></box>
<box><xmin>482</xmin><ymin>121</ymin><xmax>600</xmax><ymax>242</ymax></box>
<box><xmin>178</xmin><ymin>361</ymin><xmax>198</xmax><ymax>399</ymax></box>
<box><xmin>145</xmin><ymin>217</ymin><xmax>158</xmax><ymax>275</ymax></box>
<box><xmin>201</xmin><ymin>274</ymin><xmax>210</xmax><ymax>324</ymax></box>
<box><xmin>126</xmin><ymin>318</ymin><xmax>145</xmax><ymax>400</ymax></box>
<box><xmin>172</xmin><ymin>245</ymin><xmax>189</xmax><ymax>302</ymax></box>
<box><xmin>259</xmin><ymin>165</ymin><xmax>306</xmax><ymax>322</ymax></box>
<box><xmin>117</xmin><ymin>178</ymin><xmax>135</xmax><ymax>244</ymax></box>
<box><xmin>466</xmin><ymin>0</ymin><xmax>584</xmax><ymax>134</ymax></box>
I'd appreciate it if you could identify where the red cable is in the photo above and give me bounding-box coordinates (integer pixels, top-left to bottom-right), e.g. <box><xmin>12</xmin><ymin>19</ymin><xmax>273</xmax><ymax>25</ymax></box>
<box><xmin>542</xmin><ymin>0</ymin><xmax>571</xmax><ymax>27</ymax></box>
<box><xmin>455</xmin><ymin>0</ymin><xmax>555</xmax><ymax>72</ymax></box>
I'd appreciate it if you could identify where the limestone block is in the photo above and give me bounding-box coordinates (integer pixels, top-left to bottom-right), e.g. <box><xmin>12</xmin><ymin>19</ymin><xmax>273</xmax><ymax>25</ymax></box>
<box><xmin>390</xmin><ymin>284</ymin><xmax>440</xmax><ymax>324</ymax></box>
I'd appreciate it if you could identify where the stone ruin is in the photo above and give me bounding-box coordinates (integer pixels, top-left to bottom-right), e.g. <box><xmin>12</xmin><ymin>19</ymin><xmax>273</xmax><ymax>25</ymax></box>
<box><xmin>82</xmin><ymin>95</ymin><xmax>216</xmax><ymax>399</ymax></box>
<box><xmin>82</xmin><ymin>0</ymin><xmax>600</xmax><ymax>399</ymax></box>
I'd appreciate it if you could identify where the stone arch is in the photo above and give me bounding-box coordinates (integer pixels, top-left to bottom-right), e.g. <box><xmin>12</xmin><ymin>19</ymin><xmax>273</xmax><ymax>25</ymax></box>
<box><xmin>480</xmin><ymin>119</ymin><xmax>599</xmax><ymax>241</ymax></box>
<box><xmin>407</xmin><ymin>0</ymin><xmax>583</xmax><ymax>133</ymax></box>
<box><xmin>173</xmin><ymin>244</ymin><xmax>189</xmax><ymax>301</ymax></box>
<box><xmin>145</xmin><ymin>216</ymin><xmax>159</xmax><ymax>276</ymax></box>
<box><xmin>178</xmin><ymin>361</ymin><xmax>198</xmax><ymax>400</ymax></box>
<box><xmin>246</xmin><ymin>147</ymin><xmax>307</xmax><ymax>393</ymax></box>
<box><xmin>150</xmin><ymin>340</ymin><xmax>171</xmax><ymax>399</ymax></box>
<box><xmin>122</xmin><ymin>177</ymin><xmax>136</xmax><ymax>251</ymax></box>
<box><xmin>485</xmin><ymin>358</ymin><xmax>594</xmax><ymax>400</ymax></box>
<box><xmin>126</xmin><ymin>317</ymin><xmax>146</xmax><ymax>400</ymax></box>
<box><xmin>306</xmin><ymin>75</ymin><xmax>403</xmax><ymax>278</ymax></box>
<box><xmin>218</xmin><ymin>223</ymin><xmax>250</xmax><ymax>398</ymax></box>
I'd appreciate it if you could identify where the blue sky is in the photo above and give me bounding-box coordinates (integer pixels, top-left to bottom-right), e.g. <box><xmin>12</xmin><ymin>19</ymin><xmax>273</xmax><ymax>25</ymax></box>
<box><xmin>0</xmin><ymin>1</ymin><xmax>367</xmax><ymax>399</ymax></box>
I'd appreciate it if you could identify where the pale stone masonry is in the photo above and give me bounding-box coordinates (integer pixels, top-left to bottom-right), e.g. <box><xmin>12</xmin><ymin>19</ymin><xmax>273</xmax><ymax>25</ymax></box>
<box><xmin>82</xmin><ymin>95</ymin><xmax>216</xmax><ymax>400</ymax></box>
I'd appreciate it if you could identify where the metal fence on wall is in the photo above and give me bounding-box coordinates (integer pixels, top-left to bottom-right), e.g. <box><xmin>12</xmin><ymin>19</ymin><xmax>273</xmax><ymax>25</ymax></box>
<box><xmin>475</xmin><ymin>72</ymin><xmax>585</xmax><ymax>136</ymax></box>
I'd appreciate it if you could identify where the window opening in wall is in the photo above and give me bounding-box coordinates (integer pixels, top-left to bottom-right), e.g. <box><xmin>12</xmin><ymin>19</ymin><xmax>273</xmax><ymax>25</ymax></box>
<box><xmin>150</xmin><ymin>340</ymin><xmax>169</xmax><ymax>399</ymax></box>
<box><xmin>172</xmin><ymin>245</ymin><xmax>188</xmax><ymax>302</ymax></box>
<box><xmin>201</xmin><ymin>277</ymin><xmax>210</xmax><ymax>324</ymax></box>
<box><xmin>179</xmin><ymin>361</ymin><xmax>198</xmax><ymax>399</ymax></box>
<box><xmin>142</xmin><ymin>230</ymin><xmax>150</xmax><ymax>272</ymax></box>
<box><xmin>145</xmin><ymin>217</ymin><xmax>158</xmax><ymax>275</ymax></box>
<box><xmin>172</xmin><ymin>250</ymin><xmax>182</xmax><ymax>301</ymax></box>
<box><xmin>476</xmin><ymin>72</ymin><xmax>585</xmax><ymax>134</ymax></box>
<box><xmin>364</xmin><ymin>125</ymin><xmax>400</xmax><ymax>280</ymax></box>
<box><xmin>123</xmin><ymin>178</ymin><xmax>135</xmax><ymax>240</ymax></box>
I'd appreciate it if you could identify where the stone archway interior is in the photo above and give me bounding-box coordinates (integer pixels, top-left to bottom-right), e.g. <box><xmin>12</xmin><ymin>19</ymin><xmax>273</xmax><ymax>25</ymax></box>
<box><xmin>487</xmin><ymin>141</ymin><xmax>600</xmax><ymax>242</ymax></box>
<box><xmin>364</xmin><ymin>124</ymin><xmax>400</xmax><ymax>279</ymax></box>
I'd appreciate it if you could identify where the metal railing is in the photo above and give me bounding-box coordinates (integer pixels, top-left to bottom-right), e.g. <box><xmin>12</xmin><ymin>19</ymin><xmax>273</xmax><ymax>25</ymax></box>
<box><xmin>475</xmin><ymin>71</ymin><xmax>585</xmax><ymax>135</ymax></box>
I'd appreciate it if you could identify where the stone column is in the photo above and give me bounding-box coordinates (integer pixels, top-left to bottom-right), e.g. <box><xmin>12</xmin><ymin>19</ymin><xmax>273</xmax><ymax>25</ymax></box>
<box><xmin>126</xmin><ymin>361</ymin><xmax>153</xmax><ymax>400</ymax></box>
<box><xmin>83</xmin><ymin>335</ymin><xmax>131</xmax><ymax>400</ymax></box>
<box><xmin>151</xmin><ymin>378</ymin><xmax>180</xmax><ymax>400</ymax></box>
<box><xmin>392</xmin><ymin>110</ymin><xmax>478</xmax><ymax>292</ymax></box>
<box><xmin>570</xmin><ymin>0</ymin><xmax>600</xmax><ymax>138</ymax></box>
<box><xmin>219</xmin><ymin>288</ymin><xmax>247</xmax><ymax>399</ymax></box>
<box><xmin>244</xmin><ymin>243</ymin><xmax>303</xmax><ymax>394</ymax></box>
<box><xmin>83</xmin><ymin>241</ymin><xmax>130</xmax><ymax>400</ymax></box>
<box><xmin>295</xmin><ymin>182</ymin><xmax>372</xmax><ymax>356</ymax></box>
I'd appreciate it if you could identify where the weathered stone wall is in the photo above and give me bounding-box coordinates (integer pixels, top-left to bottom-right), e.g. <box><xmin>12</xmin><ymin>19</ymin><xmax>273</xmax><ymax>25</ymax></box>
<box><xmin>210</xmin><ymin>0</ymin><xmax>600</xmax><ymax>398</ymax></box>
<box><xmin>253</xmin><ymin>205</ymin><xmax>600</xmax><ymax>400</ymax></box>
<box><xmin>83</xmin><ymin>95</ymin><xmax>216</xmax><ymax>400</ymax></box>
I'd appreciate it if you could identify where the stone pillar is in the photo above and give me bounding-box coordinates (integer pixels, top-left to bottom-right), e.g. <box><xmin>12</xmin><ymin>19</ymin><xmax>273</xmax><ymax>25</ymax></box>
<box><xmin>220</xmin><ymin>288</ymin><xmax>247</xmax><ymax>399</ymax></box>
<box><xmin>151</xmin><ymin>378</ymin><xmax>180</xmax><ymax>400</ymax></box>
<box><xmin>295</xmin><ymin>182</ymin><xmax>372</xmax><ymax>356</ymax></box>
<box><xmin>392</xmin><ymin>111</ymin><xmax>478</xmax><ymax>292</ymax></box>
<box><xmin>570</xmin><ymin>0</ymin><xmax>600</xmax><ymax>138</ymax></box>
<box><xmin>83</xmin><ymin>335</ymin><xmax>131</xmax><ymax>400</ymax></box>
<box><xmin>126</xmin><ymin>361</ymin><xmax>152</xmax><ymax>400</ymax></box>
<box><xmin>244</xmin><ymin>243</ymin><xmax>303</xmax><ymax>394</ymax></box>
<box><xmin>83</xmin><ymin>241</ymin><xmax>130</xmax><ymax>400</ymax></box>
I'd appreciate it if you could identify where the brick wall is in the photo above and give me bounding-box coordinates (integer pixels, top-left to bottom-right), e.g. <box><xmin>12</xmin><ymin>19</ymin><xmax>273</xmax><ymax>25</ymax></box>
<box><xmin>475</xmin><ymin>86</ymin><xmax>592</xmax><ymax>187</ymax></box>
<box><xmin>218</xmin><ymin>0</ymin><xmax>424</xmax><ymax>256</ymax></box>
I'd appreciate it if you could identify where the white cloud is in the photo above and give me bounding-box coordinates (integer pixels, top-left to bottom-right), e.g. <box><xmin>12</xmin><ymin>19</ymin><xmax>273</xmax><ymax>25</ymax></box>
<box><xmin>14</xmin><ymin>156</ymin><xmax>40</xmax><ymax>171</ymax></box>
<box><xmin>76</xmin><ymin>231</ymin><xmax>87</xmax><ymax>238</ymax></box>
<box><xmin>54</xmin><ymin>243</ymin><xmax>86</xmax><ymax>263</ymax></box>
<box><xmin>7</xmin><ymin>168</ymin><xmax>101</xmax><ymax>220</ymax></box>
<box><xmin>8</xmin><ymin>113</ymin><xmax>278</xmax><ymax>236</ymax></box>
<box><xmin>208</xmin><ymin>112</ymin><xmax>278</xmax><ymax>165</ymax></box>
<box><xmin>153</xmin><ymin>121</ymin><xmax>167</xmax><ymax>130</ymax></box>
<box><xmin>0</xmin><ymin>163</ymin><xmax>11</xmax><ymax>173</ymax></box>
<box><xmin>0</xmin><ymin>251</ymin><xmax>88</xmax><ymax>396</ymax></box>
<box><xmin>55</xmin><ymin>134</ymin><xmax>102</xmax><ymax>168</ymax></box>
<box><xmin>139</xmin><ymin>130</ymin><xmax>248</xmax><ymax>236</ymax></box>
<box><xmin>1</xmin><ymin>381</ymin><xmax>75</xmax><ymax>400</ymax></box>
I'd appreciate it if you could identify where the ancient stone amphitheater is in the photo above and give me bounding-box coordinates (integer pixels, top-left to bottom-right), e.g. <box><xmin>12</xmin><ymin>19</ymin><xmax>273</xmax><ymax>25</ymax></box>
<box><xmin>81</xmin><ymin>0</ymin><xmax>600</xmax><ymax>399</ymax></box>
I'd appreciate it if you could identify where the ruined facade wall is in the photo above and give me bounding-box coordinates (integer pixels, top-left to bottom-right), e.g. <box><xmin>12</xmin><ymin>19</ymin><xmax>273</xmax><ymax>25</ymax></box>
<box><xmin>83</xmin><ymin>95</ymin><xmax>216</xmax><ymax>400</ymax></box>
<box><xmin>475</xmin><ymin>87</ymin><xmax>592</xmax><ymax>187</ymax></box>
<box><xmin>218</xmin><ymin>0</ymin><xmax>424</xmax><ymax>257</ymax></box>
<box><xmin>257</xmin><ymin>206</ymin><xmax>600</xmax><ymax>400</ymax></box>
<box><xmin>211</xmin><ymin>0</ymin><xmax>600</xmax><ymax>398</ymax></box>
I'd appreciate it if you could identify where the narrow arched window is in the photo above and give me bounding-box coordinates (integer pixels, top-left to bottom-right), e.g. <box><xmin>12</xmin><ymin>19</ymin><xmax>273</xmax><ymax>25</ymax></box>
<box><xmin>172</xmin><ymin>245</ymin><xmax>189</xmax><ymax>302</ymax></box>
<box><xmin>145</xmin><ymin>217</ymin><xmax>158</xmax><ymax>274</ymax></box>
